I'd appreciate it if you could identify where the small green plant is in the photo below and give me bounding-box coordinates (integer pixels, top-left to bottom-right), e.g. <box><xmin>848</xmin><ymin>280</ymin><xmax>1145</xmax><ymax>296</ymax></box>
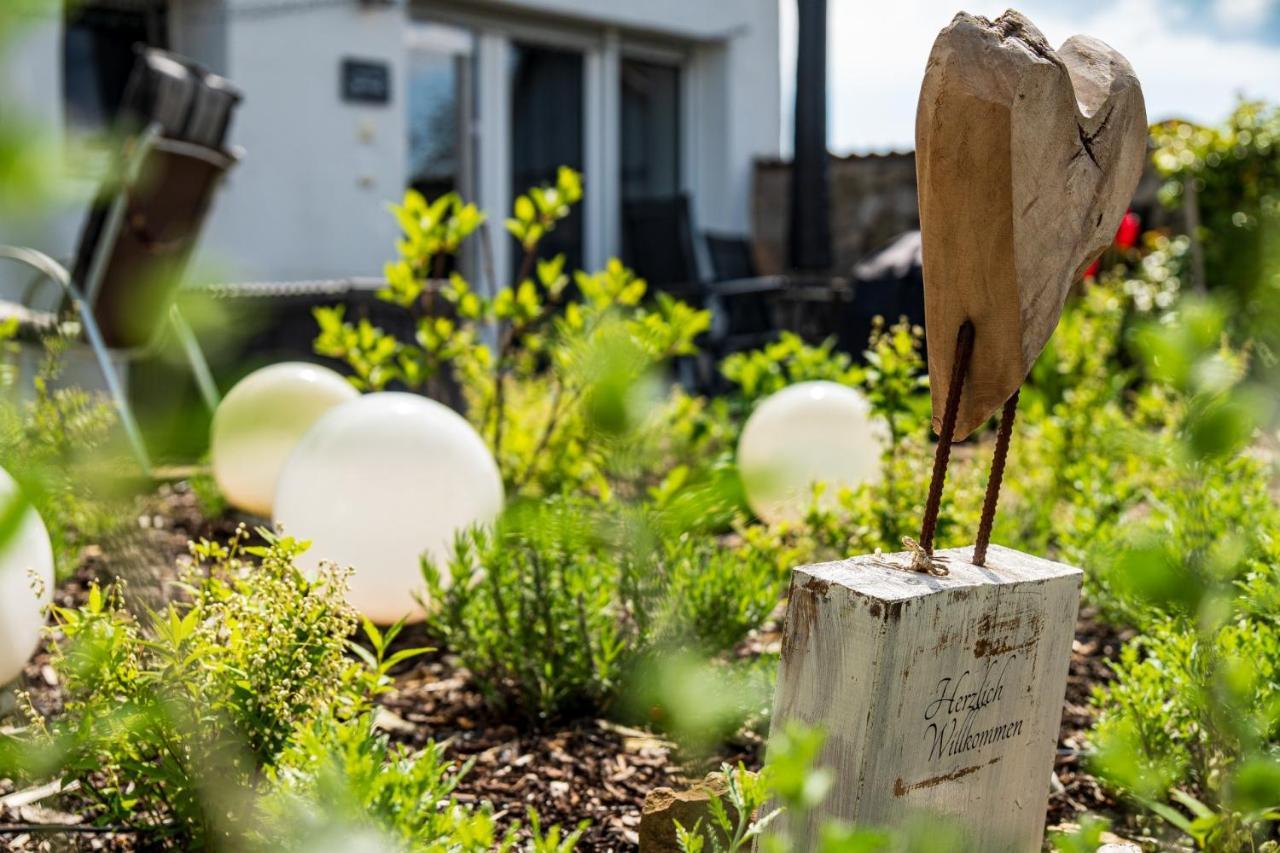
<box><xmin>0</xmin><ymin>530</ymin><xmax>362</xmax><ymax>844</ymax></box>
<box><xmin>0</xmin><ymin>530</ymin><xmax>585</xmax><ymax>850</ymax></box>
<box><xmin>422</xmin><ymin>497</ymin><xmax>786</xmax><ymax>723</ymax></box>
<box><xmin>655</xmin><ymin>532</ymin><xmax>785</xmax><ymax>653</ymax></box>
<box><xmin>260</xmin><ymin>713</ymin><xmax>587</xmax><ymax>852</ymax></box>
<box><xmin>423</xmin><ymin>498</ymin><xmax>625</xmax><ymax>721</ymax></box>
<box><xmin>0</xmin><ymin>335</ymin><xmax>133</xmax><ymax>577</ymax></box>
<box><xmin>676</xmin><ymin>723</ymin><xmax>957</xmax><ymax>852</ymax></box>
<box><xmin>674</xmin><ymin>764</ymin><xmax>781</xmax><ymax>853</ymax></box>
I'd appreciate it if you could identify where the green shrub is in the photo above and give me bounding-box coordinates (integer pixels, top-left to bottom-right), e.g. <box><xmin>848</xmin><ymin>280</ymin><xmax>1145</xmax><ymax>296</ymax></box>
<box><xmin>656</xmin><ymin>533</ymin><xmax>784</xmax><ymax>653</ymax></box>
<box><xmin>1089</xmin><ymin>611</ymin><xmax>1280</xmax><ymax>848</ymax></box>
<box><xmin>1091</xmin><ymin>616</ymin><xmax>1280</xmax><ymax>797</ymax></box>
<box><xmin>720</xmin><ymin>332</ymin><xmax>863</xmax><ymax>409</ymax></box>
<box><xmin>1089</xmin><ymin>448</ymin><xmax>1279</xmax><ymax>628</ymax></box>
<box><xmin>0</xmin><ymin>529</ymin><xmax>581</xmax><ymax>850</ymax></box>
<box><xmin>424</xmin><ymin>499</ymin><xmax>624</xmax><ymax>721</ymax></box>
<box><xmin>422</xmin><ymin>497</ymin><xmax>785</xmax><ymax>723</ymax></box>
<box><xmin>0</xmin><ymin>530</ymin><xmax>362</xmax><ymax>843</ymax></box>
<box><xmin>1084</xmin><ymin>282</ymin><xmax>1280</xmax><ymax>847</ymax></box>
<box><xmin>1151</xmin><ymin>101</ymin><xmax>1280</xmax><ymax>318</ymax></box>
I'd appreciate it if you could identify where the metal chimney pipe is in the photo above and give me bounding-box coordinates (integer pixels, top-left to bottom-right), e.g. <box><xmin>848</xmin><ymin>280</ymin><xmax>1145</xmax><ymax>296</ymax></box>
<box><xmin>788</xmin><ymin>0</ymin><xmax>832</xmax><ymax>272</ymax></box>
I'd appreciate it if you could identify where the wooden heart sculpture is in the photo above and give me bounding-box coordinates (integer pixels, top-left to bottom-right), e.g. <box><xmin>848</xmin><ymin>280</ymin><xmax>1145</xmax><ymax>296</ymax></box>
<box><xmin>916</xmin><ymin>9</ymin><xmax>1147</xmax><ymax>439</ymax></box>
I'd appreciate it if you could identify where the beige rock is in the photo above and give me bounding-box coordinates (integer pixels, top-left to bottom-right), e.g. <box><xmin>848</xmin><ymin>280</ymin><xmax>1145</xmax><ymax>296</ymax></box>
<box><xmin>639</xmin><ymin>774</ymin><xmax>732</xmax><ymax>852</ymax></box>
<box><xmin>916</xmin><ymin>9</ymin><xmax>1148</xmax><ymax>438</ymax></box>
<box><xmin>1097</xmin><ymin>830</ymin><xmax>1144</xmax><ymax>851</ymax></box>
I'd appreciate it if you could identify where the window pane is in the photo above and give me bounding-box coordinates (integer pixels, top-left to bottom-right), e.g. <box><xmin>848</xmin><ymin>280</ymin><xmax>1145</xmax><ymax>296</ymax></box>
<box><xmin>510</xmin><ymin>42</ymin><xmax>584</xmax><ymax>273</ymax></box>
<box><xmin>407</xmin><ymin>24</ymin><xmax>473</xmax><ymax>201</ymax></box>
<box><xmin>621</xmin><ymin>58</ymin><xmax>680</xmax><ymax>202</ymax></box>
<box><xmin>64</xmin><ymin>4</ymin><xmax>168</xmax><ymax>137</ymax></box>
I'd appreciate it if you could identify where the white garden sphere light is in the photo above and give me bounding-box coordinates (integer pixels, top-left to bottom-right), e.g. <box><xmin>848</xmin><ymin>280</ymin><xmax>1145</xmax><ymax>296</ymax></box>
<box><xmin>737</xmin><ymin>381</ymin><xmax>888</xmax><ymax>524</ymax></box>
<box><xmin>0</xmin><ymin>468</ymin><xmax>54</xmax><ymax>685</ymax></box>
<box><xmin>273</xmin><ymin>392</ymin><xmax>504</xmax><ymax>624</ymax></box>
<box><xmin>211</xmin><ymin>362</ymin><xmax>359</xmax><ymax>517</ymax></box>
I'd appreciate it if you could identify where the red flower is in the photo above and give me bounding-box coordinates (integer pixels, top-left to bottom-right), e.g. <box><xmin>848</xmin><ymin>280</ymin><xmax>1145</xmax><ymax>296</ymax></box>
<box><xmin>1085</xmin><ymin>210</ymin><xmax>1141</xmax><ymax>279</ymax></box>
<box><xmin>1115</xmin><ymin>210</ymin><xmax>1140</xmax><ymax>249</ymax></box>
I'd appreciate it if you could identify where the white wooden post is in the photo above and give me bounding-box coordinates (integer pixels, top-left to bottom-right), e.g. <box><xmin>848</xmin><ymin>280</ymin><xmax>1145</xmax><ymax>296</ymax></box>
<box><xmin>769</xmin><ymin>544</ymin><xmax>1081</xmax><ymax>851</ymax></box>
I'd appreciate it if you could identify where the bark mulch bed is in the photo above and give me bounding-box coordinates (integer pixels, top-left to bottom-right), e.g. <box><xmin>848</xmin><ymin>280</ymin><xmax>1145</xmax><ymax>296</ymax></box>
<box><xmin>1</xmin><ymin>482</ymin><xmax>1127</xmax><ymax>850</ymax></box>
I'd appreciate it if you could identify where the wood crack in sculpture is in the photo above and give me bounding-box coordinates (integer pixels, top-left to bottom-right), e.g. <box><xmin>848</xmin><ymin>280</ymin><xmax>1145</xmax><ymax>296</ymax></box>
<box><xmin>916</xmin><ymin>8</ymin><xmax>1148</xmax><ymax>440</ymax></box>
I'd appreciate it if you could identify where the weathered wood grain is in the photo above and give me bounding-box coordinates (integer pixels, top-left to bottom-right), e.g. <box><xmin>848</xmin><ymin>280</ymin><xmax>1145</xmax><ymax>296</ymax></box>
<box><xmin>916</xmin><ymin>10</ymin><xmax>1147</xmax><ymax>439</ymax></box>
<box><xmin>770</xmin><ymin>544</ymin><xmax>1082</xmax><ymax>851</ymax></box>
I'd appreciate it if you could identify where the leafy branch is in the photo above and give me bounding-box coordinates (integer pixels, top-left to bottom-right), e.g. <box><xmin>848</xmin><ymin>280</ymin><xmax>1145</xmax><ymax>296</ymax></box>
<box><xmin>314</xmin><ymin>166</ymin><xmax>710</xmax><ymax>497</ymax></box>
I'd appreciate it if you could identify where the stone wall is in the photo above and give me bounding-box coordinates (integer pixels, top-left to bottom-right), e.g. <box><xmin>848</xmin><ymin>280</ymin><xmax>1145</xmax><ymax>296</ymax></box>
<box><xmin>752</xmin><ymin>151</ymin><xmax>1177</xmax><ymax>276</ymax></box>
<box><xmin>752</xmin><ymin>152</ymin><xmax>920</xmax><ymax>275</ymax></box>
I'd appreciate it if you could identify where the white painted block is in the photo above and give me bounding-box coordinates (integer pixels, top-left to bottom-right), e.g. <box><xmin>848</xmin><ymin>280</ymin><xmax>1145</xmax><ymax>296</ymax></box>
<box><xmin>770</xmin><ymin>544</ymin><xmax>1082</xmax><ymax>851</ymax></box>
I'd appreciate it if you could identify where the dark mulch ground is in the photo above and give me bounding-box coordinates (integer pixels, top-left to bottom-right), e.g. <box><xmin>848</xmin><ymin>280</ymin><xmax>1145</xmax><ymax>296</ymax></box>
<box><xmin>0</xmin><ymin>482</ymin><xmax>1127</xmax><ymax>850</ymax></box>
<box><xmin>381</xmin><ymin>656</ymin><xmax>681</xmax><ymax>849</ymax></box>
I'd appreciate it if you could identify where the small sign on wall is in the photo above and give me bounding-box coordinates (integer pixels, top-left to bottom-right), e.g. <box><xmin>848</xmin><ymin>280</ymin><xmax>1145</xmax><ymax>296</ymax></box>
<box><xmin>341</xmin><ymin>58</ymin><xmax>391</xmax><ymax>105</ymax></box>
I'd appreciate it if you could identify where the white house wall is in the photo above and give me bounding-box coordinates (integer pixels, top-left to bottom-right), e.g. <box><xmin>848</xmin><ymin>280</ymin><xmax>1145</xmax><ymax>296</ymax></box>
<box><xmin>0</xmin><ymin>0</ymin><xmax>779</xmax><ymax>288</ymax></box>
<box><xmin>0</xmin><ymin>8</ymin><xmax>83</xmax><ymax>302</ymax></box>
<box><xmin>204</xmin><ymin>0</ymin><xmax>406</xmax><ymax>282</ymax></box>
<box><xmin>458</xmin><ymin>0</ymin><xmax>776</xmax><ymax>43</ymax></box>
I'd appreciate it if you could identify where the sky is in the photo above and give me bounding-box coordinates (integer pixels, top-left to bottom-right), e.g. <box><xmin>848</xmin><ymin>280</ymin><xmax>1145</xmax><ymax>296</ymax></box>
<box><xmin>781</xmin><ymin>0</ymin><xmax>1280</xmax><ymax>154</ymax></box>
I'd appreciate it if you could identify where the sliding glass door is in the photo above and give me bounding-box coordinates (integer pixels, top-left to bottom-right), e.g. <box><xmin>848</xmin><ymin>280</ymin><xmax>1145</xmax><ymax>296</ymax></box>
<box><xmin>509</xmin><ymin>41</ymin><xmax>584</xmax><ymax>274</ymax></box>
<box><xmin>407</xmin><ymin>23</ymin><xmax>475</xmax><ymax>204</ymax></box>
<box><xmin>620</xmin><ymin>57</ymin><xmax>680</xmax><ymax>203</ymax></box>
<box><xmin>409</xmin><ymin>7</ymin><xmax>689</xmax><ymax>285</ymax></box>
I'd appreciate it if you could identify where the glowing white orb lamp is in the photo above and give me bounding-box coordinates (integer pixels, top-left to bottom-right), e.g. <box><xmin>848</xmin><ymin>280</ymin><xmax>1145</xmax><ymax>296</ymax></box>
<box><xmin>737</xmin><ymin>381</ymin><xmax>888</xmax><ymax>524</ymax></box>
<box><xmin>0</xmin><ymin>468</ymin><xmax>54</xmax><ymax>685</ymax></box>
<box><xmin>211</xmin><ymin>362</ymin><xmax>359</xmax><ymax>517</ymax></box>
<box><xmin>273</xmin><ymin>392</ymin><xmax>504</xmax><ymax>624</ymax></box>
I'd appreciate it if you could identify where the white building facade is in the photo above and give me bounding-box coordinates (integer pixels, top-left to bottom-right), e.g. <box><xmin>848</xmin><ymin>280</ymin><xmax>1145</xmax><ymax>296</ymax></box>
<box><xmin>2</xmin><ymin>0</ymin><xmax>781</xmax><ymax>290</ymax></box>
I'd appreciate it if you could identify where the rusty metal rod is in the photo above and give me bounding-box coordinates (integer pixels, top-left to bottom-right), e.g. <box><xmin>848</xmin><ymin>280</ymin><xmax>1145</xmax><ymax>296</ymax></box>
<box><xmin>919</xmin><ymin>320</ymin><xmax>975</xmax><ymax>555</ymax></box>
<box><xmin>973</xmin><ymin>388</ymin><xmax>1020</xmax><ymax>567</ymax></box>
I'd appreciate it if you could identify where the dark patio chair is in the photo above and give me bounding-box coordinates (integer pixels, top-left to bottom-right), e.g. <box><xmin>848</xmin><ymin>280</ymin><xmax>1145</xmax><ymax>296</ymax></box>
<box><xmin>621</xmin><ymin>196</ymin><xmax>791</xmax><ymax>390</ymax></box>
<box><xmin>0</xmin><ymin>47</ymin><xmax>242</xmax><ymax>474</ymax></box>
<box><xmin>702</xmin><ymin>231</ymin><xmax>778</xmax><ymax>354</ymax></box>
<box><xmin>620</xmin><ymin>195</ymin><xmax>702</xmax><ymax>303</ymax></box>
<box><xmin>704</xmin><ymin>231</ymin><xmax>757</xmax><ymax>281</ymax></box>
